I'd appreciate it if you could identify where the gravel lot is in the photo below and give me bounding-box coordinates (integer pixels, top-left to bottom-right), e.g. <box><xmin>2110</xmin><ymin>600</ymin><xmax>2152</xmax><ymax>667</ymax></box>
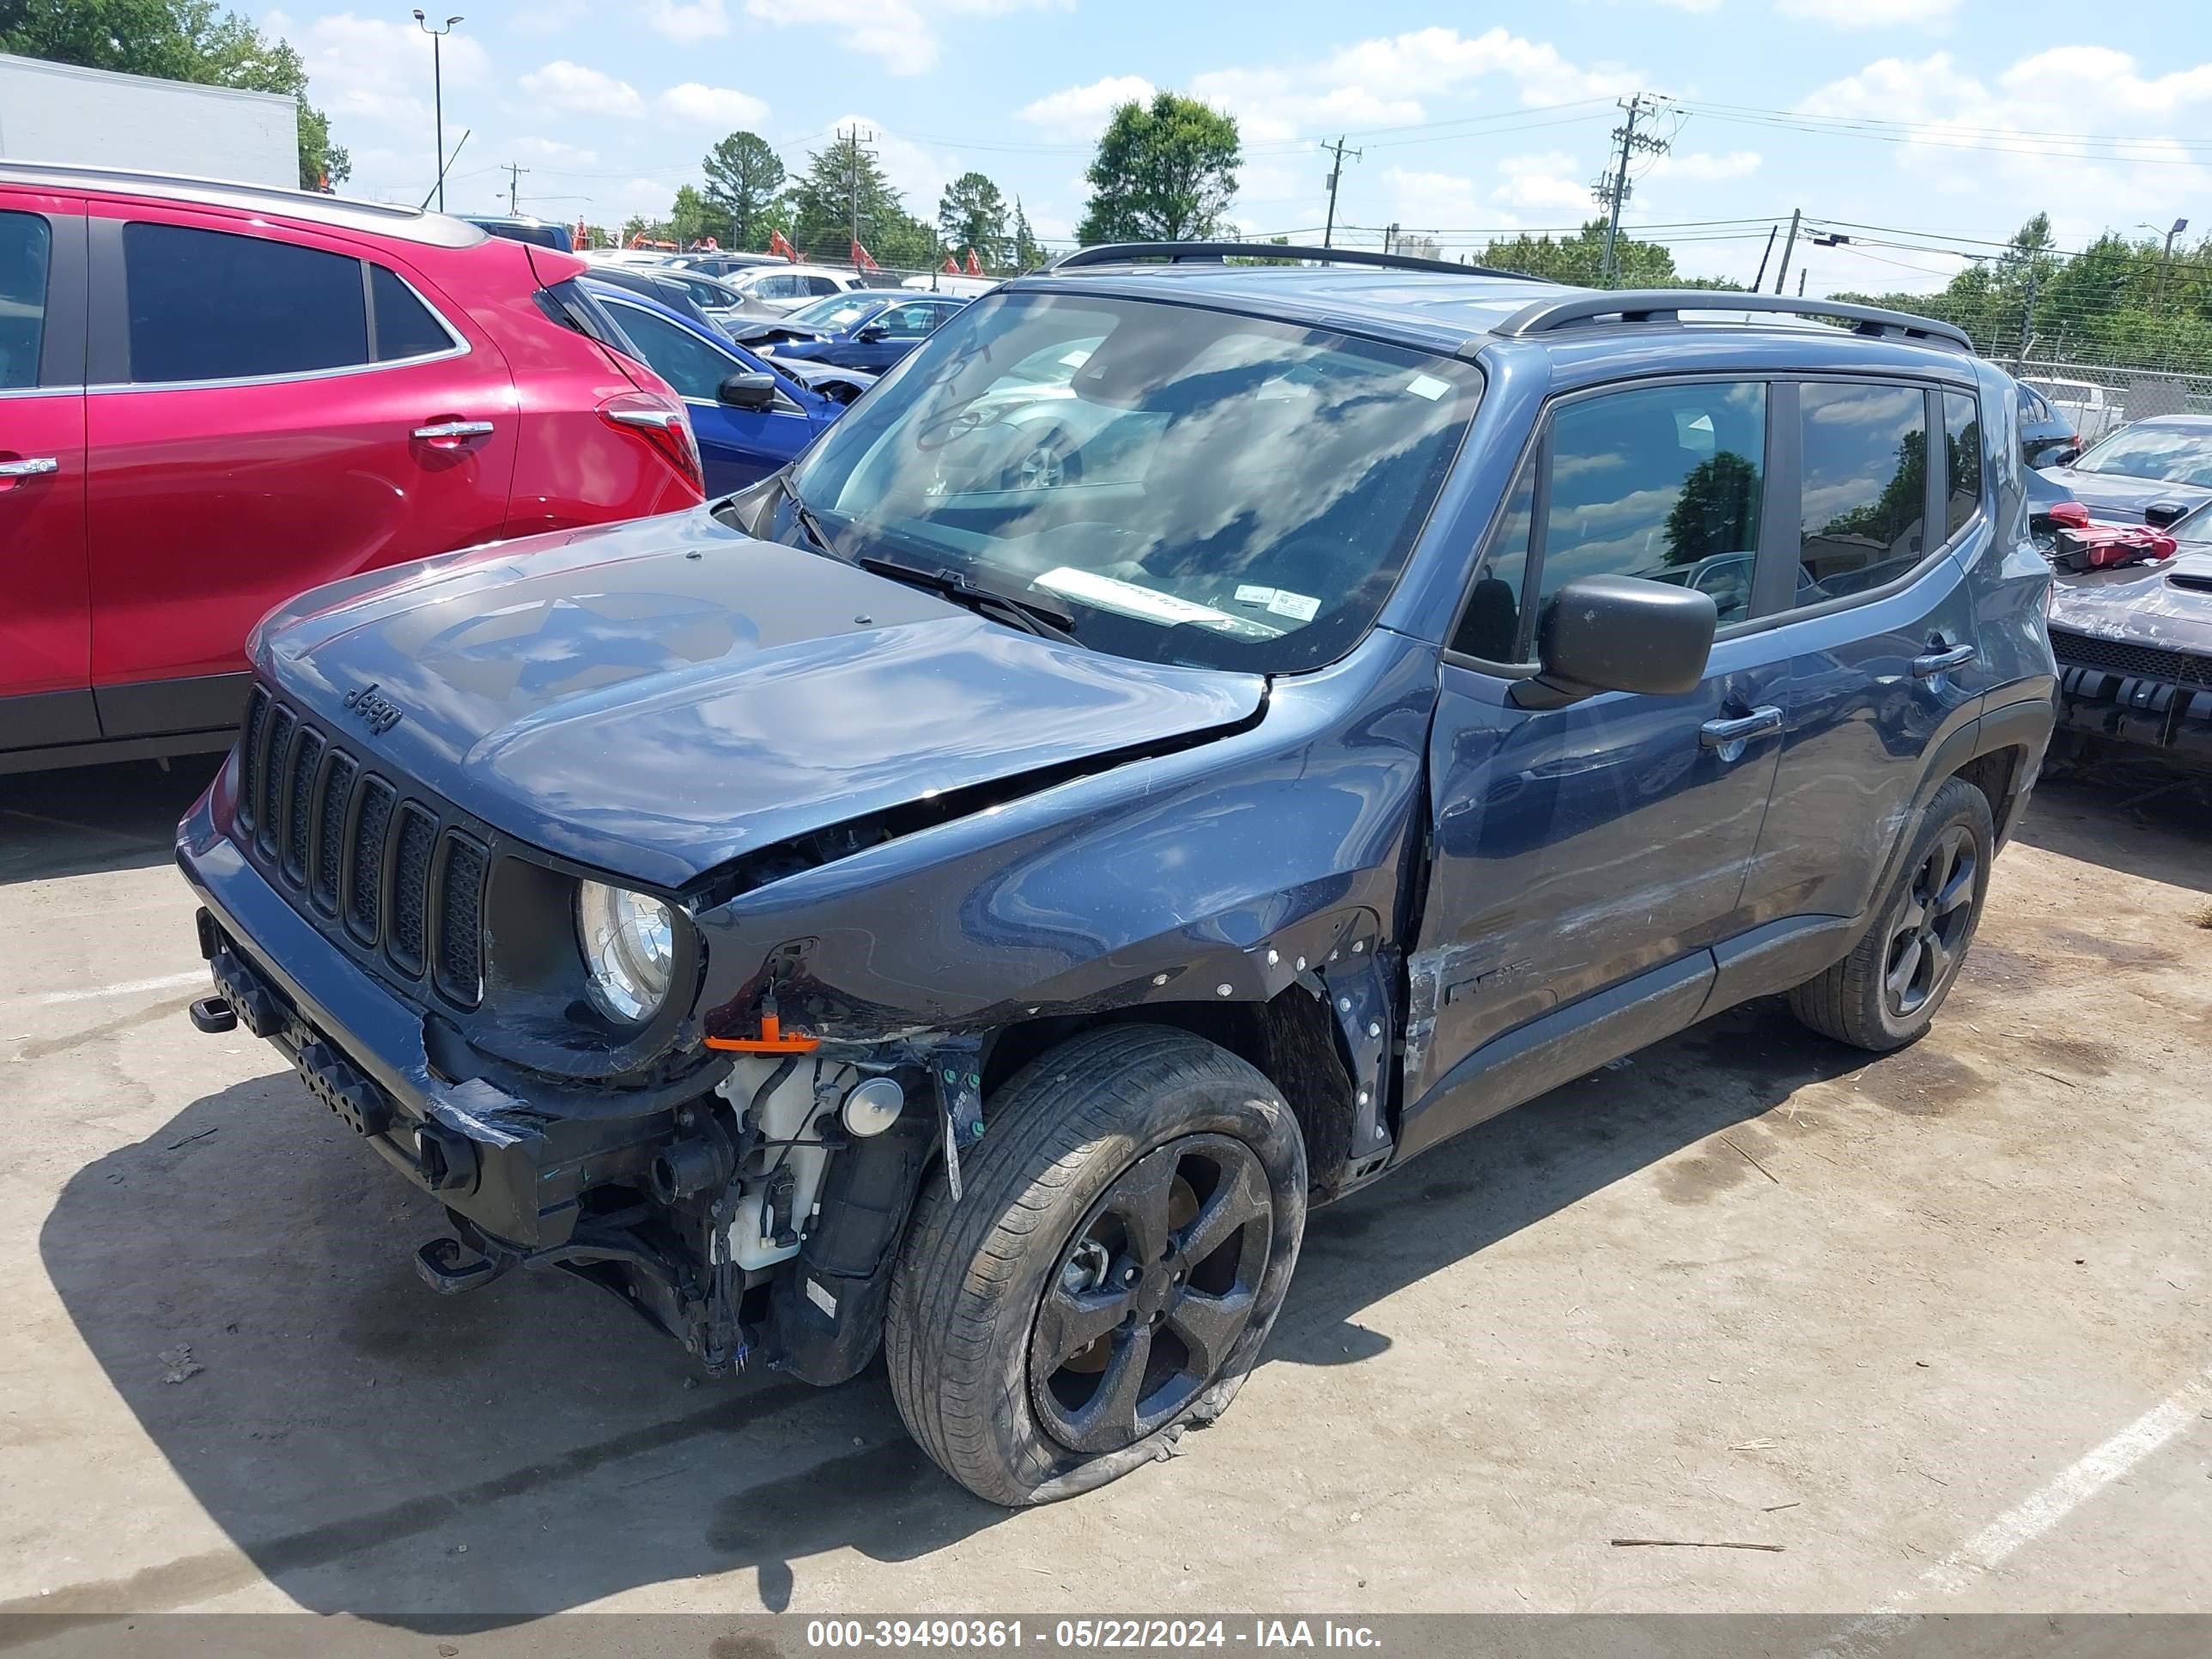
<box><xmin>1</xmin><ymin>756</ymin><xmax>2206</xmax><ymax>1630</ymax></box>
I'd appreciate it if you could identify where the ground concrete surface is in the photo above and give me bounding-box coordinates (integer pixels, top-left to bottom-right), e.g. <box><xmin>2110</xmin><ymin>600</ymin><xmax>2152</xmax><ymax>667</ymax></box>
<box><xmin>0</xmin><ymin>757</ymin><xmax>2206</xmax><ymax>1632</ymax></box>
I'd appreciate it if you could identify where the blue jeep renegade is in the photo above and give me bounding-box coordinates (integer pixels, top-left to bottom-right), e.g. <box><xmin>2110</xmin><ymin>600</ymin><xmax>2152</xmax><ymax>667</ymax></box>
<box><xmin>179</xmin><ymin>244</ymin><xmax>2057</xmax><ymax>1505</ymax></box>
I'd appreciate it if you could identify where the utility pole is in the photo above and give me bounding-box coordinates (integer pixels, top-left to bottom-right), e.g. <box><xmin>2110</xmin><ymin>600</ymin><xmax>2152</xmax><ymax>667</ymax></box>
<box><xmin>1593</xmin><ymin>93</ymin><xmax>1671</xmax><ymax>285</ymax></box>
<box><xmin>502</xmin><ymin>162</ymin><xmax>528</xmax><ymax>216</ymax></box>
<box><xmin>2016</xmin><ymin>263</ymin><xmax>2042</xmax><ymax>364</ymax></box>
<box><xmin>1321</xmin><ymin>136</ymin><xmax>1362</xmax><ymax>248</ymax></box>
<box><xmin>411</xmin><ymin>12</ymin><xmax>464</xmax><ymax>214</ymax></box>
<box><xmin>1383</xmin><ymin>222</ymin><xmax>1400</xmax><ymax>256</ymax></box>
<box><xmin>1772</xmin><ymin>208</ymin><xmax>1802</xmax><ymax>295</ymax></box>
<box><xmin>839</xmin><ymin>125</ymin><xmax>876</xmax><ymax>261</ymax></box>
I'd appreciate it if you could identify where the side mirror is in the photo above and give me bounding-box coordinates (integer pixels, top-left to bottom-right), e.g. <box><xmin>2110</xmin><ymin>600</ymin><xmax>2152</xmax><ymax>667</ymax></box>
<box><xmin>2145</xmin><ymin>501</ymin><xmax>2188</xmax><ymax>530</ymax></box>
<box><xmin>854</xmin><ymin>325</ymin><xmax>888</xmax><ymax>343</ymax></box>
<box><xmin>1512</xmin><ymin>574</ymin><xmax>1718</xmax><ymax>708</ymax></box>
<box><xmin>718</xmin><ymin>371</ymin><xmax>777</xmax><ymax>411</ymax></box>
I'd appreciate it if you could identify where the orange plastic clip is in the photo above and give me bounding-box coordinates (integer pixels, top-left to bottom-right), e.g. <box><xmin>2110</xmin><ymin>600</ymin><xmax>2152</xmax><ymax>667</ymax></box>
<box><xmin>705</xmin><ymin>1010</ymin><xmax>821</xmax><ymax>1054</ymax></box>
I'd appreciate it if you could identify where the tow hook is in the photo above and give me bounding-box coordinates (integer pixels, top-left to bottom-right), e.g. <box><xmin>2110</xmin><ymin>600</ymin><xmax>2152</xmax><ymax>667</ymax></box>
<box><xmin>415</xmin><ymin>1234</ymin><xmax>517</xmax><ymax>1294</ymax></box>
<box><xmin>188</xmin><ymin>996</ymin><xmax>238</xmax><ymax>1034</ymax></box>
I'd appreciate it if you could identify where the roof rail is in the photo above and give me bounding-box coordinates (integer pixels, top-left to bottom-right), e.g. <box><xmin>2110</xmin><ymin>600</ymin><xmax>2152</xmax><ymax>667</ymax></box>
<box><xmin>1046</xmin><ymin>241</ymin><xmax>1550</xmax><ymax>283</ymax></box>
<box><xmin>1495</xmin><ymin>289</ymin><xmax>1972</xmax><ymax>351</ymax></box>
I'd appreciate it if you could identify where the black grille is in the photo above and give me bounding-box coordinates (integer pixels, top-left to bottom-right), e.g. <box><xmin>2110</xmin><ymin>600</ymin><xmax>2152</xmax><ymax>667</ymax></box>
<box><xmin>2049</xmin><ymin>628</ymin><xmax>2212</xmax><ymax>689</ymax></box>
<box><xmin>347</xmin><ymin>777</ymin><xmax>396</xmax><ymax>943</ymax></box>
<box><xmin>312</xmin><ymin>750</ymin><xmax>357</xmax><ymax>915</ymax></box>
<box><xmin>238</xmin><ymin>688</ymin><xmax>269</xmax><ymax>833</ymax></box>
<box><xmin>434</xmin><ymin>836</ymin><xmax>488</xmax><ymax>1004</ymax></box>
<box><xmin>230</xmin><ymin>690</ymin><xmax>493</xmax><ymax>1009</ymax></box>
<box><xmin>257</xmin><ymin>705</ymin><xmax>295</xmax><ymax>856</ymax></box>
<box><xmin>388</xmin><ymin>805</ymin><xmax>437</xmax><ymax>975</ymax></box>
<box><xmin>283</xmin><ymin>729</ymin><xmax>323</xmax><ymax>885</ymax></box>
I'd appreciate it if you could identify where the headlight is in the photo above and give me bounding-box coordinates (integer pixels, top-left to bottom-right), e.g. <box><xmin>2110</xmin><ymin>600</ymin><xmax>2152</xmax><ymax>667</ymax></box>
<box><xmin>576</xmin><ymin>881</ymin><xmax>676</xmax><ymax>1024</ymax></box>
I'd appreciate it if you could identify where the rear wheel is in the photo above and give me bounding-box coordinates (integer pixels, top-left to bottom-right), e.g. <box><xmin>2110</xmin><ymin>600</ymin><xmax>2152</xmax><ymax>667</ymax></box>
<box><xmin>885</xmin><ymin>1025</ymin><xmax>1306</xmax><ymax>1505</ymax></box>
<box><xmin>1789</xmin><ymin>775</ymin><xmax>1993</xmax><ymax>1050</ymax></box>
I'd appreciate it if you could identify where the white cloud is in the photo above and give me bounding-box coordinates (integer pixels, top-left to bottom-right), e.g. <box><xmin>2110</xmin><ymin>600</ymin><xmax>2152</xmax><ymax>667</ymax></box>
<box><xmin>1491</xmin><ymin>151</ymin><xmax>1592</xmax><ymax>214</ymax></box>
<box><xmin>513</xmin><ymin>136</ymin><xmax>600</xmax><ymax>167</ymax></box>
<box><xmin>659</xmin><ymin>82</ymin><xmax>770</xmax><ymax>126</ymax></box>
<box><xmin>1778</xmin><ymin>0</ymin><xmax>1960</xmax><ymax>27</ymax></box>
<box><xmin>512</xmin><ymin>0</ymin><xmax>587</xmax><ymax>33</ymax></box>
<box><xmin>1319</xmin><ymin>27</ymin><xmax>1639</xmax><ymax>108</ymax></box>
<box><xmin>1655</xmin><ymin>0</ymin><xmax>1722</xmax><ymax>11</ymax></box>
<box><xmin>644</xmin><ymin>0</ymin><xmax>732</xmax><ymax>40</ymax></box>
<box><xmin>519</xmin><ymin>61</ymin><xmax>644</xmax><ymax>119</ymax></box>
<box><xmin>264</xmin><ymin>10</ymin><xmax>492</xmax><ymax>131</ymax></box>
<box><xmin>743</xmin><ymin>0</ymin><xmax>1067</xmax><ymax>76</ymax></box>
<box><xmin>1017</xmin><ymin>76</ymin><xmax>1157</xmax><ymax>141</ymax></box>
<box><xmin>1379</xmin><ymin>166</ymin><xmax>1487</xmax><ymax>229</ymax></box>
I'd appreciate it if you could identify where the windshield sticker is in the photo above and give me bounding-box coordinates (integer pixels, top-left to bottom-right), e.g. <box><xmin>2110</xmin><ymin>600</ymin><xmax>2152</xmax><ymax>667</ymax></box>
<box><xmin>1266</xmin><ymin>590</ymin><xmax>1322</xmax><ymax>623</ymax></box>
<box><xmin>1058</xmin><ymin>348</ymin><xmax>1093</xmax><ymax>368</ymax></box>
<box><xmin>1233</xmin><ymin>585</ymin><xmax>1279</xmax><ymax>606</ymax></box>
<box><xmin>1406</xmin><ymin>372</ymin><xmax>1451</xmax><ymax>402</ymax></box>
<box><xmin>1035</xmin><ymin>568</ymin><xmax>1243</xmax><ymax>629</ymax></box>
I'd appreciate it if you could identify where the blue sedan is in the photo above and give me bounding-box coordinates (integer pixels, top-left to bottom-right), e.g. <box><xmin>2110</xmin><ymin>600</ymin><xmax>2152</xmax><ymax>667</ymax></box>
<box><xmin>730</xmin><ymin>291</ymin><xmax>969</xmax><ymax>373</ymax></box>
<box><xmin>585</xmin><ymin>281</ymin><xmax>874</xmax><ymax>495</ymax></box>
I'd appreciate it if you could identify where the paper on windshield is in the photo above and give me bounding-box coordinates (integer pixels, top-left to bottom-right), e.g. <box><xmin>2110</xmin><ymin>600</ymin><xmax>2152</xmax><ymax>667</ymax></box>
<box><xmin>1034</xmin><ymin>568</ymin><xmax>1243</xmax><ymax>629</ymax></box>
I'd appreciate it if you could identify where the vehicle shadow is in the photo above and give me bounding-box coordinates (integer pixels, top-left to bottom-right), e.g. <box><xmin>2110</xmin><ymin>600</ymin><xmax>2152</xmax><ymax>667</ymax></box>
<box><xmin>2014</xmin><ymin>769</ymin><xmax>2211</xmax><ymax>895</ymax></box>
<box><xmin>0</xmin><ymin>755</ymin><xmax>223</xmax><ymax>887</ymax></box>
<box><xmin>34</xmin><ymin>998</ymin><xmax>1876</xmax><ymax>1626</ymax></box>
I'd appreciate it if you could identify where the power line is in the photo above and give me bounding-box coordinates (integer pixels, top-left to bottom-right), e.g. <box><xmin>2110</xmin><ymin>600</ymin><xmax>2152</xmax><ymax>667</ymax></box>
<box><xmin>1320</xmin><ymin>136</ymin><xmax>1362</xmax><ymax>248</ymax></box>
<box><xmin>1593</xmin><ymin>94</ymin><xmax>1672</xmax><ymax>283</ymax></box>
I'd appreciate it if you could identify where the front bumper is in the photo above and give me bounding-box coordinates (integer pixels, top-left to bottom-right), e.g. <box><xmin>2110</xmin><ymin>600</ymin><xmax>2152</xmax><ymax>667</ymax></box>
<box><xmin>177</xmin><ymin>791</ymin><xmax>676</xmax><ymax>1253</ymax></box>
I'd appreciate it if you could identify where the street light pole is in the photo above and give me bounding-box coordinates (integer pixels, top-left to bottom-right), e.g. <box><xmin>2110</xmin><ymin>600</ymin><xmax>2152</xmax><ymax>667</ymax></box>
<box><xmin>412</xmin><ymin>12</ymin><xmax>464</xmax><ymax>213</ymax></box>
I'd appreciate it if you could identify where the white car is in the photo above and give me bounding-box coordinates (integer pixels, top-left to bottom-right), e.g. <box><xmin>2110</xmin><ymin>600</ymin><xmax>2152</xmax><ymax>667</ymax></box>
<box><xmin>720</xmin><ymin>263</ymin><xmax>874</xmax><ymax>313</ymax></box>
<box><xmin>2027</xmin><ymin>377</ymin><xmax>2123</xmax><ymax>446</ymax></box>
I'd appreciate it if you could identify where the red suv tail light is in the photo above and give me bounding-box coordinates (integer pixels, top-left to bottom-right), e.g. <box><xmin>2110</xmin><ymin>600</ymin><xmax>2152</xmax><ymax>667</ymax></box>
<box><xmin>599</xmin><ymin>392</ymin><xmax>703</xmax><ymax>495</ymax></box>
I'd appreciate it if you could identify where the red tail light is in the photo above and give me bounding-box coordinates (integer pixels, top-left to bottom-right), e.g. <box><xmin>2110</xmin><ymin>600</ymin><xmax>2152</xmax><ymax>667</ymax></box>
<box><xmin>599</xmin><ymin>392</ymin><xmax>703</xmax><ymax>496</ymax></box>
<box><xmin>2046</xmin><ymin>501</ymin><xmax>2091</xmax><ymax>530</ymax></box>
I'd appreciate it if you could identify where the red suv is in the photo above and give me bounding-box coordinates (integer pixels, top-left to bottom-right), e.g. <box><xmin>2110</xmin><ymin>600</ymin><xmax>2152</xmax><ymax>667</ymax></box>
<box><xmin>1</xmin><ymin>164</ymin><xmax>703</xmax><ymax>775</ymax></box>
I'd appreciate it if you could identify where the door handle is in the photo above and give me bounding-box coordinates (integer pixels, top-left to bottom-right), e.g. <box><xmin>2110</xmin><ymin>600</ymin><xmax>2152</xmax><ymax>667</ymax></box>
<box><xmin>1912</xmin><ymin>642</ymin><xmax>1976</xmax><ymax>678</ymax></box>
<box><xmin>1699</xmin><ymin>706</ymin><xmax>1783</xmax><ymax>749</ymax></box>
<box><xmin>410</xmin><ymin>420</ymin><xmax>495</xmax><ymax>441</ymax></box>
<box><xmin>0</xmin><ymin>457</ymin><xmax>60</xmax><ymax>477</ymax></box>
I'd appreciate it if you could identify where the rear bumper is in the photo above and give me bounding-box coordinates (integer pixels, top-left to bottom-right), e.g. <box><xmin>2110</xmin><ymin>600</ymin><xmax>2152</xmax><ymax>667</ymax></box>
<box><xmin>2051</xmin><ymin>662</ymin><xmax>2212</xmax><ymax>769</ymax></box>
<box><xmin>176</xmin><ymin>792</ymin><xmax>674</xmax><ymax>1251</ymax></box>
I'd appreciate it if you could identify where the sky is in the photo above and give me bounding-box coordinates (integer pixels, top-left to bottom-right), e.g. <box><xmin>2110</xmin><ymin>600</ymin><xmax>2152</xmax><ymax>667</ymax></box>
<box><xmin>260</xmin><ymin>0</ymin><xmax>2212</xmax><ymax>297</ymax></box>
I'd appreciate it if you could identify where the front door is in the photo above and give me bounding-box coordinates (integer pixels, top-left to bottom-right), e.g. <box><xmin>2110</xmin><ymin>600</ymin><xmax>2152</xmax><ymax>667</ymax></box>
<box><xmin>600</xmin><ymin>296</ymin><xmax>817</xmax><ymax>493</ymax></box>
<box><xmin>1401</xmin><ymin>377</ymin><xmax>1792</xmax><ymax>1158</ymax></box>
<box><xmin>84</xmin><ymin>210</ymin><xmax>517</xmax><ymax>734</ymax></box>
<box><xmin>0</xmin><ymin>198</ymin><xmax>94</xmax><ymax>754</ymax></box>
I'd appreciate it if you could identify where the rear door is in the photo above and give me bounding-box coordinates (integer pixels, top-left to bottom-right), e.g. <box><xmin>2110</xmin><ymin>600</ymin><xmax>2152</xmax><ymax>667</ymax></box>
<box><xmin>82</xmin><ymin>207</ymin><xmax>518</xmax><ymax>733</ymax></box>
<box><xmin>0</xmin><ymin>195</ymin><xmax>93</xmax><ymax>755</ymax></box>
<box><xmin>1741</xmin><ymin>380</ymin><xmax>1984</xmax><ymax>931</ymax></box>
<box><xmin>1403</xmin><ymin>376</ymin><xmax>1792</xmax><ymax>1158</ymax></box>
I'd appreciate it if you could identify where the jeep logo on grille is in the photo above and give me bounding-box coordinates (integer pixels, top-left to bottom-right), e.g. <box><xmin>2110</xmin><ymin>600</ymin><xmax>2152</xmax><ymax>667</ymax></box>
<box><xmin>341</xmin><ymin>683</ymin><xmax>403</xmax><ymax>736</ymax></box>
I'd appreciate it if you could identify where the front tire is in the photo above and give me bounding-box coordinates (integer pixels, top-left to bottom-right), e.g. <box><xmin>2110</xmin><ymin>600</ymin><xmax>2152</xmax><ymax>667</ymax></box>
<box><xmin>1789</xmin><ymin>775</ymin><xmax>1994</xmax><ymax>1051</ymax></box>
<box><xmin>885</xmin><ymin>1025</ymin><xmax>1307</xmax><ymax>1505</ymax></box>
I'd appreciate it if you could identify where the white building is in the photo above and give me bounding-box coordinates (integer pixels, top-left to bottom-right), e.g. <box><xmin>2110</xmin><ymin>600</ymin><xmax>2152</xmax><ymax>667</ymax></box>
<box><xmin>0</xmin><ymin>53</ymin><xmax>297</xmax><ymax>188</ymax></box>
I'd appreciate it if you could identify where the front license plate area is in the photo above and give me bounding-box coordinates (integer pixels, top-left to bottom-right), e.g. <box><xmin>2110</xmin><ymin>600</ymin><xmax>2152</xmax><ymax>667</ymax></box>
<box><xmin>287</xmin><ymin>1021</ymin><xmax>397</xmax><ymax>1137</ymax></box>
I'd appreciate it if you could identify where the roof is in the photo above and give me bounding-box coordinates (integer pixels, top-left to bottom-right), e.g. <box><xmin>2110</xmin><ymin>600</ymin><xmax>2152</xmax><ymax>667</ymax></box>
<box><xmin>0</xmin><ymin>161</ymin><xmax>487</xmax><ymax>248</ymax></box>
<box><xmin>0</xmin><ymin>51</ymin><xmax>293</xmax><ymax>108</ymax></box>
<box><xmin>1014</xmin><ymin>244</ymin><xmax>1972</xmax><ymax>364</ymax></box>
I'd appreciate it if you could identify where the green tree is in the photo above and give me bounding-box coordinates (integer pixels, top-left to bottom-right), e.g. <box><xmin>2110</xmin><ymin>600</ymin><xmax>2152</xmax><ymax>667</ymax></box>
<box><xmin>1662</xmin><ymin>451</ymin><xmax>1760</xmax><ymax>566</ymax></box>
<box><xmin>1</xmin><ymin>0</ymin><xmax>348</xmax><ymax>188</ymax></box>
<box><xmin>937</xmin><ymin>170</ymin><xmax>1007</xmax><ymax>267</ymax></box>
<box><xmin>1011</xmin><ymin>197</ymin><xmax>1041</xmax><ymax>270</ymax></box>
<box><xmin>787</xmin><ymin>131</ymin><xmax>933</xmax><ymax>267</ymax></box>
<box><xmin>701</xmin><ymin>130</ymin><xmax>784</xmax><ymax>250</ymax></box>
<box><xmin>670</xmin><ymin>184</ymin><xmax>725</xmax><ymax>246</ymax></box>
<box><xmin>1479</xmin><ymin>221</ymin><xmax>1681</xmax><ymax>287</ymax></box>
<box><xmin>1076</xmin><ymin>91</ymin><xmax>1240</xmax><ymax>244</ymax></box>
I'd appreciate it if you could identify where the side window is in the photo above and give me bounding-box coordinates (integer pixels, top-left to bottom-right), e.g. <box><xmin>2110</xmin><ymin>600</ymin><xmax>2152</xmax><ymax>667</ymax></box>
<box><xmin>0</xmin><ymin>210</ymin><xmax>51</xmax><ymax>389</ymax></box>
<box><xmin>882</xmin><ymin>305</ymin><xmax>936</xmax><ymax>338</ymax></box>
<box><xmin>1943</xmin><ymin>392</ymin><xmax>1982</xmax><ymax>540</ymax></box>
<box><xmin>123</xmin><ymin>222</ymin><xmax>367</xmax><ymax>383</ymax></box>
<box><xmin>1450</xmin><ymin>451</ymin><xmax>1534</xmax><ymax>660</ymax></box>
<box><xmin>753</xmin><ymin>274</ymin><xmax>794</xmax><ymax>301</ymax></box>
<box><xmin>369</xmin><ymin>265</ymin><xmax>454</xmax><ymax>362</ymax></box>
<box><xmin>1797</xmin><ymin>383</ymin><xmax>1928</xmax><ymax>601</ymax></box>
<box><xmin>1543</xmin><ymin>380</ymin><xmax>1765</xmax><ymax>621</ymax></box>
<box><xmin>605</xmin><ymin>302</ymin><xmax>732</xmax><ymax>400</ymax></box>
<box><xmin>804</xmin><ymin>276</ymin><xmax>842</xmax><ymax>296</ymax></box>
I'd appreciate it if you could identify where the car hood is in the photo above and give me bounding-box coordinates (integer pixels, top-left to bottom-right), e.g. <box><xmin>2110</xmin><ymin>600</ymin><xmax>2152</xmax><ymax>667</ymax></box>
<box><xmin>730</xmin><ymin>320</ymin><xmax>830</xmax><ymax>346</ymax></box>
<box><xmin>2048</xmin><ymin>544</ymin><xmax>2212</xmax><ymax>657</ymax></box>
<box><xmin>254</xmin><ymin>512</ymin><xmax>1266</xmax><ymax>889</ymax></box>
<box><xmin>776</xmin><ymin>356</ymin><xmax>873</xmax><ymax>391</ymax></box>
<box><xmin>2035</xmin><ymin>465</ymin><xmax>2212</xmax><ymax>523</ymax></box>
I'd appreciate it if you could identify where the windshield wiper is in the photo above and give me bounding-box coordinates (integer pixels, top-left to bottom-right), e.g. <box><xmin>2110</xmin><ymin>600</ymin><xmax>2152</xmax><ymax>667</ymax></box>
<box><xmin>857</xmin><ymin>554</ymin><xmax>1080</xmax><ymax>643</ymax></box>
<box><xmin>778</xmin><ymin>472</ymin><xmax>843</xmax><ymax>562</ymax></box>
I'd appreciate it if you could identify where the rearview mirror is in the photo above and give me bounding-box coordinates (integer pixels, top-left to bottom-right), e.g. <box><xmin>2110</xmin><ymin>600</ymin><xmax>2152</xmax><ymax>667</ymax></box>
<box><xmin>1513</xmin><ymin>575</ymin><xmax>1718</xmax><ymax>708</ymax></box>
<box><xmin>718</xmin><ymin>371</ymin><xmax>777</xmax><ymax>411</ymax></box>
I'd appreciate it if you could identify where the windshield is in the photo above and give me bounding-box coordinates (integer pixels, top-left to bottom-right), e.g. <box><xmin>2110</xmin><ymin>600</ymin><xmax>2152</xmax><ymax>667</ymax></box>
<box><xmin>2072</xmin><ymin>422</ymin><xmax>2212</xmax><ymax>486</ymax></box>
<box><xmin>787</xmin><ymin>295</ymin><xmax>884</xmax><ymax>331</ymax></box>
<box><xmin>785</xmin><ymin>290</ymin><xmax>1479</xmax><ymax>672</ymax></box>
